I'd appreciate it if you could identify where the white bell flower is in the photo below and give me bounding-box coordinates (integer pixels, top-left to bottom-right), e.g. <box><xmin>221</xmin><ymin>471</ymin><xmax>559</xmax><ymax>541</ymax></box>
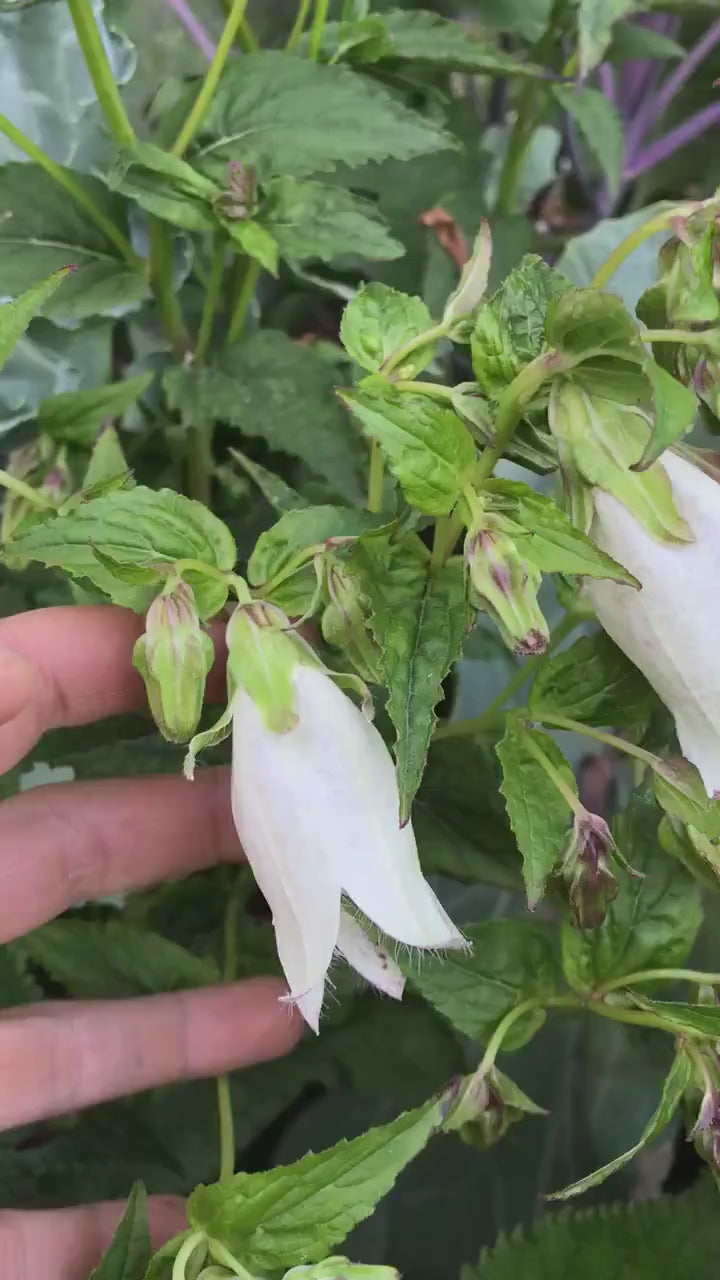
<box><xmin>588</xmin><ymin>449</ymin><xmax>720</xmax><ymax>795</ymax></box>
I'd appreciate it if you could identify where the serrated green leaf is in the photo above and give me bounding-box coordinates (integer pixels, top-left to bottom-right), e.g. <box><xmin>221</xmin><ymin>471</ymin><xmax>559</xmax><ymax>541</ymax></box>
<box><xmin>228</xmin><ymin>448</ymin><xmax>308</xmax><ymax>514</ymax></box>
<box><xmin>109</xmin><ymin>140</ymin><xmax>219</xmax><ymax>231</ymax></box>
<box><xmin>561</xmin><ymin>794</ymin><xmax>702</xmax><ymax>994</ymax></box>
<box><xmin>546</xmin><ymin>287</ymin><xmax>644</xmax><ymax>364</ymax></box>
<box><xmin>471</xmin><ymin>255</ymin><xmax>571</xmax><ymax>398</ymax></box>
<box><xmin>88</xmin><ymin>1182</ymin><xmax>151</xmax><ymax>1280</ymax></box>
<box><xmin>164</xmin><ymin>332</ymin><xmax>364</xmax><ymax>503</ymax></box>
<box><xmin>363</xmin><ymin>543</ymin><xmax>467</xmax><ymax>817</ymax></box>
<box><xmin>188</xmin><ymin>1097</ymin><xmax>443</xmax><ymax>1272</ymax></box>
<box><xmin>529</xmin><ymin>631</ymin><xmax>657</xmax><ymax>727</ymax></box>
<box><xmin>266</xmin><ymin>178</ymin><xmax>403</xmax><ymax>264</ymax></box>
<box><xmin>199</xmin><ymin>52</ymin><xmax>453</xmax><ymax>180</ymax></box>
<box><xmin>496</xmin><ymin>722</ymin><xmax>576</xmax><ymax>907</ymax></box>
<box><xmin>408</xmin><ymin>919</ymin><xmax>556</xmax><ymax>1049</ymax></box>
<box><xmin>21</xmin><ymin>920</ymin><xmax>218</xmax><ymax>998</ymax></box>
<box><xmin>0</xmin><ymin>164</ymin><xmax>147</xmax><ymax>321</ymax></box>
<box><xmin>483</xmin><ymin>480</ymin><xmax>638</xmax><ymax>581</ymax></box>
<box><xmin>471</xmin><ymin>1181</ymin><xmax>718</xmax><ymax>1278</ymax></box>
<box><xmin>331</xmin><ymin>9</ymin><xmax>547</xmax><ymax>77</ymax></box>
<box><xmin>248</xmin><ymin>505</ymin><xmax>382</xmax><ymax>586</ymax></box>
<box><xmin>7</xmin><ymin>486</ymin><xmax>236</xmax><ymax>617</ymax></box>
<box><xmin>0</xmin><ymin>268</ymin><xmax>74</xmax><ymax>370</ymax></box>
<box><xmin>553</xmin><ymin>86</ymin><xmax>624</xmax><ymax>196</ymax></box>
<box><xmin>341</xmin><ymin>386</ymin><xmax>476</xmax><ymax>515</ymax></box>
<box><xmin>225</xmin><ymin>218</ymin><xmax>279</xmax><ymax>275</ymax></box>
<box><xmin>577</xmin><ymin>0</ymin><xmax>635</xmax><ymax>73</ymax></box>
<box><xmin>546</xmin><ymin>1050</ymin><xmax>692</xmax><ymax>1200</ymax></box>
<box><xmin>38</xmin><ymin>373</ymin><xmax>152</xmax><ymax>446</ymax></box>
<box><xmin>630</xmin><ymin>998</ymin><xmax>720</xmax><ymax>1037</ymax></box>
<box><xmin>340</xmin><ymin>283</ymin><xmax>433</xmax><ymax>374</ymax></box>
<box><xmin>635</xmin><ymin>361</ymin><xmax>698</xmax><ymax>469</ymax></box>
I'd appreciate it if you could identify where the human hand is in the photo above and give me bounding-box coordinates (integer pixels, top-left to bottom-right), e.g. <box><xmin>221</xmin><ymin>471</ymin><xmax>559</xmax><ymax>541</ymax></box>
<box><xmin>0</xmin><ymin>605</ymin><xmax>301</xmax><ymax>1279</ymax></box>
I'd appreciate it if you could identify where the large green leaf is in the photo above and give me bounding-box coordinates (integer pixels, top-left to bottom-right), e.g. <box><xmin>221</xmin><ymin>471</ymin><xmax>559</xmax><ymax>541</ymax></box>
<box><xmin>340</xmin><ymin>283</ymin><xmax>433</xmax><ymax>374</ymax></box>
<box><xmin>529</xmin><ymin>631</ymin><xmax>657</xmax><ymax>727</ymax></box>
<box><xmin>408</xmin><ymin>919</ymin><xmax>556</xmax><ymax>1049</ymax></box>
<box><xmin>265</xmin><ymin>178</ymin><xmax>403</xmax><ymax>264</ymax></box>
<box><xmin>0</xmin><ymin>164</ymin><xmax>147</xmax><ymax>321</ymax></box>
<box><xmin>7</xmin><ymin>486</ymin><xmax>236</xmax><ymax>617</ymax></box>
<box><xmin>88</xmin><ymin>1183</ymin><xmax>150</xmax><ymax>1280</ymax></box>
<box><xmin>561</xmin><ymin>794</ymin><xmax>702</xmax><ymax>994</ymax></box>
<box><xmin>198</xmin><ymin>52</ymin><xmax>453</xmax><ymax>180</ymax></box>
<box><xmin>187</xmin><ymin>1097</ymin><xmax>443</xmax><ymax>1272</ymax></box>
<box><xmin>247</xmin><ymin>505</ymin><xmax>382</xmax><ymax>587</ymax></box>
<box><xmin>341</xmin><ymin>385</ymin><xmax>476</xmax><ymax>515</ymax></box>
<box><xmin>164</xmin><ymin>332</ymin><xmax>365</xmax><ymax>503</ymax></box>
<box><xmin>363</xmin><ymin>542</ymin><xmax>468</xmax><ymax>818</ymax></box>
<box><xmin>496</xmin><ymin>721</ymin><xmax>575</xmax><ymax>907</ymax></box>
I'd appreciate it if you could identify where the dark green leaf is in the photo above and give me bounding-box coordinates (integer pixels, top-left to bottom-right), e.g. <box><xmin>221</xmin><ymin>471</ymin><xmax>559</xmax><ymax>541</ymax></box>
<box><xmin>266</xmin><ymin>178</ymin><xmax>403</xmax><ymax>264</ymax></box>
<box><xmin>21</xmin><ymin>920</ymin><xmax>218</xmax><ymax>998</ymax></box>
<box><xmin>546</xmin><ymin>1050</ymin><xmax>692</xmax><ymax>1200</ymax></box>
<box><xmin>0</xmin><ymin>164</ymin><xmax>147</xmax><ymax>321</ymax></box>
<box><xmin>364</xmin><ymin>542</ymin><xmax>467</xmax><ymax>817</ymax></box>
<box><xmin>340</xmin><ymin>283</ymin><xmax>433</xmax><ymax>374</ymax></box>
<box><xmin>341</xmin><ymin>386</ymin><xmax>476</xmax><ymax>515</ymax></box>
<box><xmin>7</xmin><ymin>486</ymin><xmax>236</xmax><ymax>617</ymax></box>
<box><xmin>529</xmin><ymin>631</ymin><xmax>656</xmax><ymax>727</ymax></box>
<box><xmin>200</xmin><ymin>52</ymin><xmax>453</xmax><ymax>180</ymax></box>
<box><xmin>0</xmin><ymin>268</ymin><xmax>74</xmax><ymax>370</ymax></box>
<box><xmin>187</xmin><ymin>1097</ymin><xmax>443</xmax><ymax>1271</ymax></box>
<box><xmin>227</xmin><ymin>448</ymin><xmax>308</xmax><ymax>514</ymax></box>
<box><xmin>38</xmin><ymin>374</ymin><xmax>152</xmax><ymax>446</ymax></box>
<box><xmin>88</xmin><ymin>1183</ymin><xmax>150</xmax><ymax>1280</ymax></box>
<box><xmin>608</xmin><ymin>21</ymin><xmax>685</xmax><ymax>63</ymax></box>
<box><xmin>409</xmin><ymin>919</ymin><xmax>556</xmax><ymax>1049</ymax></box>
<box><xmin>496</xmin><ymin>721</ymin><xmax>575</xmax><ymax>907</ymax></box>
<box><xmin>561</xmin><ymin>794</ymin><xmax>702</xmax><ymax>994</ymax></box>
<box><xmin>553</xmin><ymin>85</ymin><xmax>624</xmax><ymax>196</ymax></box>
<box><xmin>329</xmin><ymin>9</ymin><xmax>547</xmax><ymax>77</ymax></box>
<box><xmin>165</xmin><ymin>332</ymin><xmax>365</xmax><ymax>503</ymax></box>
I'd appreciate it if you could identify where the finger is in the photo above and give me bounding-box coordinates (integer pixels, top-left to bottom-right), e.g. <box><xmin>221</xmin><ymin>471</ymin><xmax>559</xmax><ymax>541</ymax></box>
<box><xmin>0</xmin><ymin>978</ymin><xmax>301</xmax><ymax>1130</ymax></box>
<box><xmin>0</xmin><ymin>767</ymin><xmax>239</xmax><ymax>942</ymax></box>
<box><xmin>0</xmin><ymin>605</ymin><xmax>227</xmax><ymax>772</ymax></box>
<box><xmin>0</xmin><ymin>1195</ymin><xmax>186</xmax><ymax>1280</ymax></box>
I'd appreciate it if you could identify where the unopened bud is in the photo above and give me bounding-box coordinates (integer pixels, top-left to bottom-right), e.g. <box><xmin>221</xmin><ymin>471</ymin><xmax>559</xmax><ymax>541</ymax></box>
<box><xmin>465</xmin><ymin>522</ymin><xmax>549</xmax><ymax>656</ymax></box>
<box><xmin>321</xmin><ymin>560</ymin><xmax>382</xmax><ymax>684</ymax></box>
<box><xmin>562</xmin><ymin>810</ymin><xmax>618</xmax><ymax>929</ymax></box>
<box><xmin>133</xmin><ymin>580</ymin><xmax>214</xmax><ymax>743</ymax></box>
<box><xmin>442</xmin><ymin>1066</ymin><xmax>546</xmax><ymax>1150</ymax></box>
<box><xmin>689</xmin><ymin>1061</ymin><xmax>720</xmax><ymax>1172</ymax></box>
<box><xmin>659</xmin><ymin>206</ymin><xmax>720</xmax><ymax>328</ymax></box>
<box><xmin>226</xmin><ymin>600</ymin><xmax>318</xmax><ymax>734</ymax></box>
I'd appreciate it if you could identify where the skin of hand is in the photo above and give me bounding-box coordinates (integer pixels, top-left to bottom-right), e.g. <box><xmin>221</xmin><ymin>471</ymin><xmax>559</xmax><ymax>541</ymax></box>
<box><xmin>0</xmin><ymin>605</ymin><xmax>302</xmax><ymax>1279</ymax></box>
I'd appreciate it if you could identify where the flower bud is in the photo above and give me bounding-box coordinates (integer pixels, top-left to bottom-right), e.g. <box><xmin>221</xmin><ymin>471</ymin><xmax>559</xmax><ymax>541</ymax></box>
<box><xmin>442</xmin><ymin>1066</ymin><xmax>546</xmax><ymax>1150</ymax></box>
<box><xmin>283</xmin><ymin>1259</ymin><xmax>399</xmax><ymax>1280</ymax></box>
<box><xmin>658</xmin><ymin>206</ymin><xmax>720</xmax><ymax>328</ymax></box>
<box><xmin>465</xmin><ymin>521</ymin><xmax>549</xmax><ymax>656</ymax></box>
<box><xmin>321</xmin><ymin>559</ymin><xmax>382</xmax><ymax>684</ymax></box>
<box><xmin>226</xmin><ymin>600</ymin><xmax>312</xmax><ymax>734</ymax></box>
<box><xmin>562</xmin><ymin>810</ymin><xmax>618</xmax><ymax>929</ymax></box>
<box><xmin>133</xmin><ymin>580</ymin><xmax>214</xmax><ymax>743</ymax></box>
<box><xmin>689</xmin><ymin>1058</ymin><xmax>720</xmax><ymax>1173</ymax></box>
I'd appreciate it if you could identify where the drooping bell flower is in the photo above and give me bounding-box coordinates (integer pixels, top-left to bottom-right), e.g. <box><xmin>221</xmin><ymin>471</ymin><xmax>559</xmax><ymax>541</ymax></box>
<box><xmin>588</xmin><ymin>449</ymin><xmax>720</xmax><ymax>795</ymax></box>
<box><xmin>184</xmin><ymin>601</ymin><xmax>465</xmax><ymax>1031</ymax></box>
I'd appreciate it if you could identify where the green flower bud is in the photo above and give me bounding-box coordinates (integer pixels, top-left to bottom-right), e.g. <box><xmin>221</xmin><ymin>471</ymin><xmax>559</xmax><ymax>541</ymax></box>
<box><xmin>561</xmin><ymin>810</ymin><xmax>618</xmax><ymax>930</ymax></box>
<box><xmin>442</xmin><ymin>1066</ymin><xmax>546</xmax><ymax>1150</ymax></box>
<box><xmin>133</xmin><ymin>580</ymin><xmax>214</xmax><ymax>743</ymax></box>
<box><xmin>226</xmin><ymin>600</ymin><xmax>317</xmax><ymax>734</ymax></box>
<box><xmin>659</xmin><ymin>206</ymin><xmax>720</xmax><ymax>329</ymax></box>
<box><xmin>321</xmin><ymin>559</ymin><xmax>382</xmax><ymax>684</ymax></box>
<box><xmin>465</xmin><ymin>520</ymin><xmax>549</xmax><ymax>656</ymax></box>
<box><xmin>283</xmin><ymin>1259</ymin><xmax>398</xmax><ymax>1280</ymax></box>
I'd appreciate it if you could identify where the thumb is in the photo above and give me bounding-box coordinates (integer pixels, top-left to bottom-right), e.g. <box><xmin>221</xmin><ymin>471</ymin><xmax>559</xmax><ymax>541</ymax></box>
<box><xmin>0</xmin><ymin>646</ymin><xmax>45</xmax><ymax>775</ymax></box>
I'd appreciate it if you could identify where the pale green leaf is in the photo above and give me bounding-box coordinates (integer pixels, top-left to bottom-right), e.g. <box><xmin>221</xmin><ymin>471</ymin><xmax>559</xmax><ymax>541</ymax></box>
<box><xmin>471</xmin><ymin>255</ymin><xmax>571</xmax><ymax>398</ymax></box>
<box><xmin>187</xmin><ymin>1097</ymin><xmax>443</xmax><ymax>1272</ymax></box>
<box><xmin>496</xmin><ymin>721</ymin><xmax>575</xmax><ymax>907</ymax></box>
<box><xmin>577</xmin><ymin>0</ymin><xmax>635</xmax><ymax>74</ymax></box>
<box><xmin>340</xmin><ymin>283</ymin><xmax>433</xmax><ymax>374</ymax></box>
<box><xmin>556</xmin><ymin>202</ymin><xmax>674</xmax><ymax>314</ymax></box>
<box><xmin>248</xmin><ymin>506</ymin><xmax>382</xmax><ymax>587</ymax></box>
<box><xmin>0</xmin><ymin>164</ymin><xmax>147</xmax><ymax>321</ymax></box>
<box><xmin>553</xmin><ymin>86</ymin><xmax>624</xmax><ymax>196</ymax></box>
<box><xmin>529</xmin><ymin>631</ymin><xmax>656</xmax><ymax>727</ymax></box>
<box><xmin>408</xmin><ymin>919</ymin><xmax>556</xmax><ymax>1049</ymax></box>
<box><xmin>6</xmin><ymin>486</ymin><xmax>236</xmax><ymax>617</ymax></box>
<box><xmin>546</xmin><ymin>1051</ymin><xmax>692</xmax><ymax>1200</ymax></box>
<box><xmin>0</xmin><ymin>268</ymin><xmax>74</xmax><ymax>370</ymax></box>
<box><xmin>199</xmin><ymin>52</ymin><xmax>453</xmax><ymax>180</ymax></box>
<box><xmin>225</xmin><ymin>218</ymin><xmax>279</xmax><ymax>275</ymax></box>
<box><xmin>635</xmin><ymin>361</ymin><xmax>698</xmax><ymax>469</ymax></box>
<box><xmin>266</xmin><ymin>179</ymin><xmax>403</xmax><ymax>264</ymax></box>
<box><xmin>546</xmin><ymin>288</ymin><xmax>644</xmax><ymax>364</ymax></box>
<box><xmin>84</xmin><ymin>425</ymin><xmax>132</xmax><ymax>489</ymax></box>
<box><xmin>38</xmin><ymin>373</ymin><xmax>152</xmax><ymax>446</ymax></box>
<box><xmin>88</xmin><ymin>1183</ymin><xmax>150</xmax><ymax>1280</ymax></box>
<box><xmin>341</xmin><ymin>385</ymin><xmax>476</xmax><ymax>515</ymax></box>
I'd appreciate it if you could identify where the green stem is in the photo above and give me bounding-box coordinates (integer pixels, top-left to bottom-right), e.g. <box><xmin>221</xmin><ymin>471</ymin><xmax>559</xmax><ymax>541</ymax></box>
<box><xmin>172</xmin><ymin>0</ymin><xmax>250</xmax><ymax>157</ymax></box>
<box><xmin>495</xmin><ymin>85</ymin><xmax>542</xmax><ymax>216</ymax></box>
<box><xmin>591</xmin><ymin>206</ymin><xmax>696</xmax><ymax>290</ymax></box>
<box><xmin>66</xmin><ymin>0</ymin><xmax>135</xmax><ymax>146</ymax></box>
<box><xmin>196</xmin><ymin>234</ymin><xmax>226</xmax><ymax>361</ymax></box>
<box><xmin>149</xmin><ymin>219</ymin><xmax>189</xmax><ymax>356</ymax></box>
<box><xmin>227</xmin><ymin>258</ymin><xmax>261</xmax><ymax>345</ymax></box>
<box><xmin>433</xmin><ymin>611</ymin><xmax>579</xmax><ymax>741</ymax></box>
<box><xmin>430</xmin><ymin>518</ymin><xmax>450</xmax><ymax>571</ymax></box>
<box><xmin>393</xmin><ymin>379</ymin><xmax>455</xmax><ymax>402</ymax></box>
<box><xmin>308</xmin><ymin>0</ymin><xmax>329</xmax><ymax>60</ymax></box>
<box><xmin>381</xmin><ymin>322</ymin><xmax>449</xmax><ymax>377</ymax></box>
<box><xmin>642</xmin><ymin>327</ymin><xmax>720</xmax><ymax>347</ymax></box>
<box><xmin>475</xmin><ymin>352</ymin><xmax>553</xmax><ymax>484</ymax></box>
<box><xmin>0</xmin><ymin>471</ymin><xmax>54</xmax><ymax>512</ymax></box>
<box><xmin>366</xmin><ymin>440</ymin><xmax>384</xmax><ymax>513</ymax></box>
<box><xmin>220</xmin><ymin>0</ymin><xmax>258</xmax><ymax>50</ymax></box>
<box><xmin>172</xmin><ymin>1232</ymin><xmax>206</xmax><ymax>1280</ymax></box>
<box><xmin>216</xmin><ymin>878</ymin><xmax>244</xmax><ymax>1185</ymax></box>
<box><xmin>600</xmin><ymin>968</ymin><xmax>720</xmax><ymax>994</ymax></box>
<box><xmin>287</xmin><ymin>0</ymin><xmax>313</xmax><ymax>50</ymax></box>
<box><xmin>0</xmin><ymin>112</ymin><xmax>141</xmax><ymax>269</ymax></box>
<box><xmin>536</xmin><ymin>713</ymin><xmax>657</xmax><ymax>767</ymax></box>
<box><xmin>477</xmin><ymin>998</ymin><xmax>544</xmax><ymax>1075</ymax></box>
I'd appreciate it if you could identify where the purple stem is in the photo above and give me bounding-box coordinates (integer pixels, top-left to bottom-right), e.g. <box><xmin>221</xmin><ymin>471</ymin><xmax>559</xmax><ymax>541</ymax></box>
<box><xmin>598</xmin><ymin>62</ymin><xmax>616</xmax><ymax>104</ymax></box>
<box><xmin>626</xmin><ymin>17</ymin><xmax>720</xmax><ymax>162</ymax></box>
<box><xmin>164</xmin><ymin>0</ymin><xmax>216</xmax><ymax>61</ymax></box>
<box><xmin>626</xmin><ymin>100</ymin><xmax>720</xmax><ymax>178</ymax></box>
